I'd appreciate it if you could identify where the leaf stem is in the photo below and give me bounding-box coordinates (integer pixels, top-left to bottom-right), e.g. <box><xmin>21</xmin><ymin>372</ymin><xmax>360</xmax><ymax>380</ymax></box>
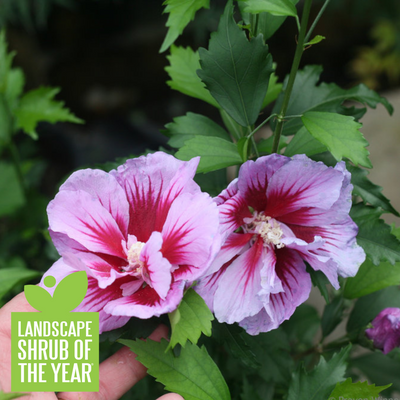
<box><xmin>271</xmin><ymin>0</ymin><xmax>313</xmax><ymax>153</ymax></box>
<box><xmin>247</xmin><ymin>113</ymin><xmax>277</xmax><ymax>140</ymax></box>
<box><xmin>304</xmin><ymin>0</ymin><xmax>331</xmax><ymax>44</ymax></box>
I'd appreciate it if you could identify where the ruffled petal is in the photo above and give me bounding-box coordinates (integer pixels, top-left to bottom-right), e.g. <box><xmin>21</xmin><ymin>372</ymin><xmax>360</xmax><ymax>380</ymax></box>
<box><xmin>239</xmin><ymin>248</ymin><xmax>311</xmax><ymax>334</ymax></box>
<box><xmin>161</xmin><ymin>192</ymin><xmax>221</xmax><ymax>281</ymax></box>
<box><xmin>104</xmin><ymin>280</ymin><xmax>185</xmax><ymax>319</ymax></box>
<box><xmin>40</xmin><ymin>259</ymin><xmax>130</xmax><ymax>334</ymax></box>
<box><xmin>48</xmin><ymin>189</ymin><xmax>126</xmax><ymax>259</ymax></box>
<box><xmin>60</xmin><ymin>168</ymin><xmax>130</xmax><ymax>237</ymax></box>
<box><xmin>215</xmin><ymin>178</ymin><xmax>238</xmax><ymax>206</ymax></box>
<box><xmin>141</xmin><ymin>231</ymin><xmax>172</xmax><ymax>300</ymax></box>
<box><xmin>265</xmin><ymin>155</ymin><xmax>345</xmax><ymax>218</ymax></box>
<box><xmin>213</xmin><ymin>237</ymin><xmax>266</xmax><ymax>324</ymax></box>
<box><xmin>111</xmin><ymin>152</ymin><xmax>200</xmax><ymax>242</ymax></box>
<box><xmin>238</xmin><ymin>154</ymin><xmax>290</xmax><ymax>212</ymax></box>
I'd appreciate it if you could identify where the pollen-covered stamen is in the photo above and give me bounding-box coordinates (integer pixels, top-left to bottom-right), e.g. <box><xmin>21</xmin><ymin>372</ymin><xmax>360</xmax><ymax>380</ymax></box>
<box><xmin>244</xmin><ymin>212</ymin><xmax>285</xmax><ymax>248</ymax></box>
<box><xmin>125</xmin><ymin>241</ymin><xmax>146</xmax><ymax>274</ymax></box>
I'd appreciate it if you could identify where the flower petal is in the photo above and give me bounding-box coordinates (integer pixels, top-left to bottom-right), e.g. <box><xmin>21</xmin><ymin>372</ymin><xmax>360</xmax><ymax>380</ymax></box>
<box><xmin>237</xmin><ymin>154</ymin><xmax>290</xmax><ymax>212</ymax></box>
<box><xmin>239</xmin><ymin>248</ymin><xmax>311</xmax><ymax>334</ymax></box>
<box><xmin>111</xmin><ymin>152</ymin><xmax>200</xmax><ymax>242</ymax></box>
<box><xmin>104</xmin><ymin>280</ymin><xmax>185</xmax><ymax>319</ymax></box>
<box><xmin>265</xmin><ymin>155</ymin><xmax>344</xmax><ymax>218</ymax></box>
<box><xmin>48</xmin><ymin>189</ymin><xmax>126</xmax><ymax>259</ymax></box>
<box><xmin>40</xmin><ymin>259</ymin><xmax>130</xmax><ymax>334</ymax></box>
<box><xmin>141</xmin><ymin>231</ymin><xmax>172</xmax><ymax>300</ymax></box>
<box><xmin>213</xmin><ymin>237</ymin><xmax>266</xmax><ymax>324</ymax></box>
<box><xmin>60</xmin><ymin>168</ymin><xmax>130</xmax><ymax>237</ymax></box>
<box><xmin>161</xmin><ymin>192</ymin><xmax>221</xmax><ymax>281</ymax></box>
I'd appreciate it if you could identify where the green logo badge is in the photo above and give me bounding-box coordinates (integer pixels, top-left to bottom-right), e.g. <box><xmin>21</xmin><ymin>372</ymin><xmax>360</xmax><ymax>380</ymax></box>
<box><xmin>11</xmin><ymin>271</ymin><xmax>99</xmax><ymax>392</ymax></box>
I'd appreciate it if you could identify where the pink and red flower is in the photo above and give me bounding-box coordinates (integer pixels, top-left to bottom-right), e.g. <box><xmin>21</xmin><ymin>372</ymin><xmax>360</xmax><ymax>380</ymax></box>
<box><xmin>366</xmin><ymin>307</ymin><xmax>400</xmax><ymax>354</ymax></box>
<box><xmin>42</xmin><ymin>152</ymin><xmax>221</xmax><ymax>333</ymax></box>
<box><xmin>196</xmin><ymin>154</ymin><xmax>365</xmax><ymax>335</ymax></box>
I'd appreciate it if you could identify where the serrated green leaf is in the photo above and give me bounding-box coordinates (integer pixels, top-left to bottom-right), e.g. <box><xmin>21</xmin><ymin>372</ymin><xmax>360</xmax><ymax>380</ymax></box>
<box><xmin>350</xmin><ymin>204</ymin><xmax>400</xmax><ymax>265</ymax></box>
<box><xmin>160</xmin><ymin>0</ymin><xmax>210</xmax><ymax>53</ymax></box>
<box><xmin>0</xmin><ymin>391</ymin><xmax>28</xmax><ymax>400</ymax></box>
<box><xmin>307</xmin><ymin>35</ymin><xmax>325</xmax><ymax>46</ymax></box>
<box><xmin>344</xmin><ymin>258</ymin><xmax>400</xmax><ymax>299</ymax></box>
<box><xmin>287</xmin><ymin>345</ymin><xmax>351</xmax><ymax>400</ymax></box>
<box><xmin>347</xmin><ymin>286</ymin><xmax>400</xmax><ymax>334</ymax></box>
<box><xmin>238</xmin><ymin>0</ymin><xmax>299</xmax><ymax>40</ymax></box>
<box><xmin>241</xmin><ymin>0</ymin><xmax>297</xmax><ymax>16</ymax></box>
<box><xmin>245</xmin><ymin>329</ymin><xmax>294</xmax><ymax>384</ymax></box>
<box><xmin>0</xmin><ymin>162</ymin><xmax>25</xmax><ymax>216</ymax></box>
<box><xmin>120</xmin><ymin>338</ymin><xmax>231</xmax><ymax>400</ymax></box>
<box><xmin>284</xmin><ymin>126</ymin><xmax>327</xmax><ymax>157</ymax></box>
<box><xmin>168</xmin><ymin>289</ymin><xmax>213</xmax><ymax>350</ymax></box>
<box><xmin>212</xmin><ymin>322</ymin><xmax>260</xmax><ymax>369</ymax></box>
<box><xmin>351</xmin><ymin>353</ymin><xmax>399</xmax><ymax>395</ymax></box>
<box><xmin>165</xmin><ymin>45</ymin><xmax>219</xmax><ymax>108</ymax></box>
<box><xmin>272</xmin><ymin>65</ymin><xmax>393</xmax><ymax>136</ymax></box>
<box><xmin>164</xmin><ymin>112</ymin><xmax>230</xmax><ymax>148</ymax></box>
<box><xmin>175</xmin><ymin>136</ymin><xmax>242</xmax><ymax>173</ymax></box>
<box><xmin>198</xmin><ymin>0</ymin><xmax>273</xmax><ymax>127</ymax></box>
<box><xmin>302</xmin><ymin>111</ymin><xmax>371</xmax><ymax>168</ymax></box>
<box><xmin>329</xmin><ymin>377</ymin><xmax>391</xmax><ymax>400</ymax></box>
<box><xmin>14</xmin><ymin>87</ymin><xmax>83</xmax><ymax>139</ymax></box>
<box><xmin>348</xmin><ymin>164</ymin><xmax>399</xmax><ymax>216</ymax></box>
<box><xmin>0</xmin><ymin>267</ymin><xmax>40</xmax><ymax>300</ymax></box>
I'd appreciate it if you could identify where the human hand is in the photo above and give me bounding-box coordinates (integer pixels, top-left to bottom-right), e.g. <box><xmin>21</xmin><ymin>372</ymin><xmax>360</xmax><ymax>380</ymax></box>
<box><xmin>0</xmin><ymin>292</ymin><xmax>183</xmax><ymax>400</ymax></box>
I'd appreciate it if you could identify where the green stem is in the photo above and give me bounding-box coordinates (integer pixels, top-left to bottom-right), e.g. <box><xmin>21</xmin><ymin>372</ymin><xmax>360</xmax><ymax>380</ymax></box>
<box><xmin>304</xmin><ymin>0</ymin><xmax>331</xmax><ymax>44</ymax></box>
<box><xmin>247</xmin><ymin>113</ymin><xmax>277</xmax><ymax>140</ymax></box>
<box><xmin>251</xmin><ymin>136</ymin><xmax>259</xmax><ymax>158</ymax></box>
<box><xmin>271</xmin><ymin>0</ymin><xmax>313</xmax><ymax>153</ymax></box>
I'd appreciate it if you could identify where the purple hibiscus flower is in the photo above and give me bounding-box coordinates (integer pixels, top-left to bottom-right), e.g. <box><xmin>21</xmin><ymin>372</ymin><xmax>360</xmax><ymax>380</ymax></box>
<box><xmin>195</xmin><ymin>154</ymin><xmax>365</xmax><ymax>335</ymax></box>
<box><xmin>42</xmin><ymin>152</ymin><xmax>221</xmax><ymax>333</ymax></box>
<box><xmin>366</xmin><ymin>308</ymin><xmax>400</xmax><ymax>354</ymax></box>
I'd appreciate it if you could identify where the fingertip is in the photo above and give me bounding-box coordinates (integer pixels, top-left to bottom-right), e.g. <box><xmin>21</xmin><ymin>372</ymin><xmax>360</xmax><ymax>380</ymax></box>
<box><xmin>157</xmin><ymin>394</ymin><xmax>184</xmax><ymax>400</ymax></box>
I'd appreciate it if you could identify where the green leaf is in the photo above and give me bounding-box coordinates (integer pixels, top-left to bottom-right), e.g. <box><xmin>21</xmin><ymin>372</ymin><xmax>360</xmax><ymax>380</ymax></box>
<box><xmin>307</xmin><ymin>264</ymin><xmax>330</xmax><ymax>303</ymax></box>
<box><xmin>321</xmin><ymin>296</ymin><xmax>345</xmax><ymax>338</ymax></box>
<box><xmin>344</xmin><ymin>258</ymin><xmax>400</xmax><ymax>299</ymax></box>
<box><xmin>272</xmin><ymin>65</ymin><xmax>393</xmax><ymax>136</ymax></box>
<box><xmin>0</xmin><ymin>94</ymin><xmax>12</xmax><ymax>142</ymax></box>
<box><xmin>14</xmin><ymin>87</ymin><xmax>83</xmax><ymax>139</ymax></box>
<box><xmin>284</xmin><ymin>126</ymin><xmax>327</xmax><ymax>157</ymax></box>
<box><xmin>198</xmin><ymin>0</ymin><xmax>273</xmax><ymax>127</ymax></box>
<box><xmin>350</xmin><ymin>204</ymin><xmax>400</xmax><ymax>265</ymax></box>
<box><xmin>302</xmin><ymin>111</ymin><xmax>371</xmax><ymax>168</ymax></box>
<box><xmin>350</xmin><ymin>353</ymin><xmax>399</xmax><ymax>395</ymax></box>
<box><xmin>160</xmin><ymin>0</ymin><xmax>210</xmax><ymax>53</ymax></box>
<box><xmin>0</xmin><ymin>267</ymin><xmax>40</xmax><ymax>300</ymax></box>
<box><xmin>238</xmin><ymin>0</ymin><xmax>299</xmax><ymax>40</ymax></box>
<box><xmin>0</xmin><ymin>29</ymin><xmax>14</xmax><ymax>94</ymax></box>
<box><xmin>0</xmin><ymin>391</ymin><xmax>28</xmax><ymax>400</ymax></box>
<box><xmin>194</xmin><ymin>169</ymin><xmax>227</xmax><ymax>197</ymax></box>
<box><xmin>120</xmin><ymin>338</ymin><xmax>231</xmax><ymax>400</ymax></box>
<box><xmin>24</xmin><ymin>285</ymin><xmax>53</xmax><ymax>312</ymax></box>
<box><xmin>164</xmin><ymin>112</ymin><xmax>230</xmax><ymax>148</ymax></box>
<box><xmin>240</xmin><ymin>377</ymin><xmax>263</xmax><ymax>400</ymax></box>
<box><xmin>306</xmin><ymin>35</ymin><xmax>325</xmax><ymax>46</ymax></box>
<box><xmin>329</xmin><ymin>378</ymin><xmax>391</xmax><ymax>400</ymax></box>
<box><xmin>241</xmin><ymin>0</ymin><xmax>297</xmax><ymax>17</ymax></box>
<box><xmin>287</xmin><ymin>345</ymin><xmax>351</xmax><ymax>400</ymax></box>
<box><xmin>175</xmin><ymin>136</ymin><xmax>242</xmax><ymax>173</ymax></box>
<box><xmin>168</xmin><ymin>289</ymin><xmax>213</xmax><ymax>350</ymax></box>
<box><xmin>4</xmin><ymin>67</ymin><xmax>24</xmax><ymax>109</ymax></box>
<box><xmin>347</xmin><ymin>286</ymin><xmax>400</xmax><ymax>334</ymax></box>
<box><xmin>237</xmin><ymin>137</ymin><xmax>250</xmax><ymax>161</ymax></box>
<box><xmin>245</xmin><ymin>329</ymin><xmax>294</xmax><ymax>384</ymax></box>
<box><xmin>281</xmin><ymin>304</ymin><xmax>320</xmax><ymax>347</ymax></box>
<box><xmin>0</xmin><ymin>162</ymin><xmax>25</xmax><ymax>217</ymax></box>
<box><xmin>257</xmin><ymin>134</ymin><xmax>287</xmax><ymax>155</ymax></box>
<box><xmin>165</xmin><ymin>45</ymin><xmax>219</xmax><ymax>108</ymax></box>
<box><xmin>262</xmin><ymin>70</ymin><xmax>282</xmax><ymax>108</ymax></box>
<box><xmin>348</xmin><ymin>164</ymin><xmax>399</xmax><ymax>216</ymax></box>
<box><xmin>212</xmin><ymin>322</ymin><xmax>260</xmax><ymax>369</ymax></box>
